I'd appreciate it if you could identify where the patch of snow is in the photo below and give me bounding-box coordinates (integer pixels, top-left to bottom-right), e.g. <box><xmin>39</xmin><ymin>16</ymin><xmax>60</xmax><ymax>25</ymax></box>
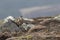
<box><xmin>23</xmin><ymin>18</ymin><xmax>34</xmax><ymax>21</ymax></box>
<box><xmin>3</xmin><ymin>16</ymin><xmax>15</xmax><ymax>23</ymax></box>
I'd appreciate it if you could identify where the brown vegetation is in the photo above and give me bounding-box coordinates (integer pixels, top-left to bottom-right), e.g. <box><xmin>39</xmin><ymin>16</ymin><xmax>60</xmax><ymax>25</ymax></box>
<box><xmin>28</xmin><ymin>25</ymin><xmax>46</xmax><ymax>33</ymax></box>
<box><xmin>0</xmin><ymin>16</ymin><xmax>60</xmax><ymax>40</ymax></box>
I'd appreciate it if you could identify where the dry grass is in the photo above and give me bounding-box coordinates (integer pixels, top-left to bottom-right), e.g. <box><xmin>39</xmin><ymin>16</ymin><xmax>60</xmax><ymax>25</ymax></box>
<box><xmin>0</xmin><ymin>20</ymin><xmax>4</xmax><ymax>25</ymax></box>
<box><xmin>28</xmin><ymin>25</ymin><xmax>46</xmax><ymax>33</ymax></box>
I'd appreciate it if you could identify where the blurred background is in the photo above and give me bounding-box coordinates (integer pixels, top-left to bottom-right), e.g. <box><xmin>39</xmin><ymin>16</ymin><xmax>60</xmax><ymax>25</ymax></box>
<box><xmin>0</xmin><ymin>0</ymin><xmax>60</xmax><ymax>19</ymax></box>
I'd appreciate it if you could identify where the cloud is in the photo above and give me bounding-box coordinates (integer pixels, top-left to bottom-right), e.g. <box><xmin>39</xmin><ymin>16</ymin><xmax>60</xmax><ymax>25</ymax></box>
<box><xmin>20</xmin><ymin>5</ymin><xmax>60</xmax><ymax>13</ymax></box>
<box><xmin>19</xmin><ymin>5</ymin><xmax>60</xmax><ymax>18</ymax></box>
<box><xmin>20</xmin><ymin>6</ymin><xmax>51</xmax><ymax>14</ymax></box>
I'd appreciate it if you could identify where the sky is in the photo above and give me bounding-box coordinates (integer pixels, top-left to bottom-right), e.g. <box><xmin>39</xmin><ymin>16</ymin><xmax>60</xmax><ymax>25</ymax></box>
<box><xmin>0</xmin><ymin>0</ymin><xmax>60</xmax><ymax>19</ymax></box>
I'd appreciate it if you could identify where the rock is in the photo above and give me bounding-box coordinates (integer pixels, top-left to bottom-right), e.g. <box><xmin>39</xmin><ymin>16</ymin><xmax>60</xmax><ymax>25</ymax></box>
<box><xmin>3</xmin><ymin>16</ymin><xmax>15</xmax><ymax>23</ymax></box>
<box><xmin>53</xmin><ymin>15</ymin><xmax>60</xmax><ymax>21</ymax></box>
<box><xmin>0</xmin><ymin>20</ymin><xmax>20</xmax><ymax>32</ymax></box>
<box><xmin>21</xmin><ymin>23</ymin><xmax>34</xmax><ymax>31</ymax></box>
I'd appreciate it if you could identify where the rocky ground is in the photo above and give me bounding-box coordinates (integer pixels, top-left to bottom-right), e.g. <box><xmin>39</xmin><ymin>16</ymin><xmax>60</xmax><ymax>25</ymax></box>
<box><xmin>0</xmin><ymin>16</ymin><xmax>60</xmax><ymax>40</ymax></box>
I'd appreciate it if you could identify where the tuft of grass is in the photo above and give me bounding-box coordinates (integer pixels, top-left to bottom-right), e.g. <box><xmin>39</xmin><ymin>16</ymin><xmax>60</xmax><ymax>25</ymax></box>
<box><xmin>17</xmin><ymin>35</ymin><xmax>33</xmax><ymax>40</ymax></box>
